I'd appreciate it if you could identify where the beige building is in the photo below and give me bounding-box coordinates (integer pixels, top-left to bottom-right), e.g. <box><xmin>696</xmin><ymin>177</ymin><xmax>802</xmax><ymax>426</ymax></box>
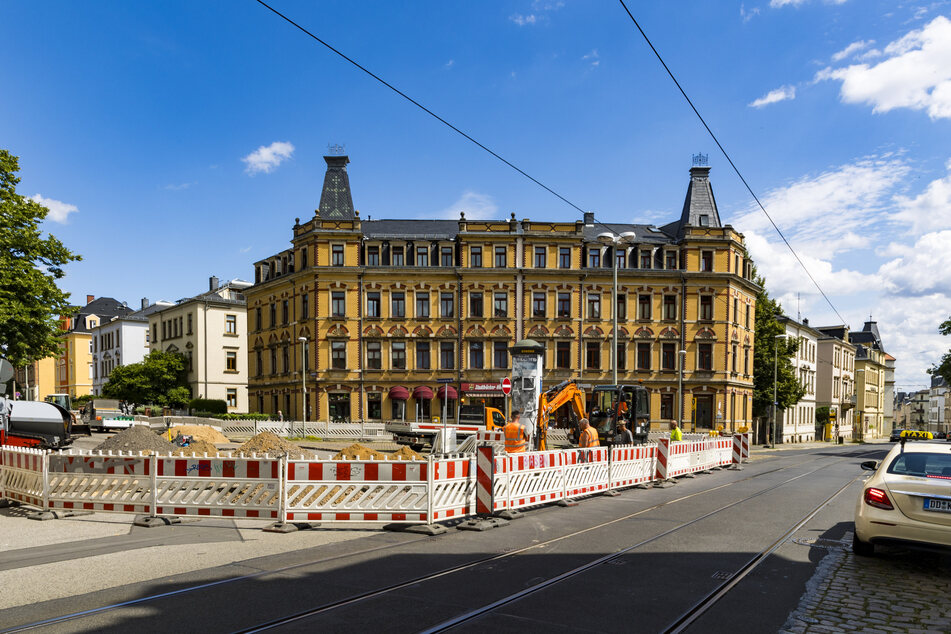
<box><xmin>12</xmin><ymin>356</ymin><xmax>57</xmax><ymax>401</ymax></box>
<box><xmin>816</xmin><ymin>325</ymin><xmax>856</xmax><ymax>441</ymax></box>
<box><xmin>855</xmin><ymin>344</ymin><xmax>887</xmax><ymax>440</ymax></box>
<box><xmin>149</xmin><ymin>278</ymin><xmax>251</xmax><ymax>412</ymax></box>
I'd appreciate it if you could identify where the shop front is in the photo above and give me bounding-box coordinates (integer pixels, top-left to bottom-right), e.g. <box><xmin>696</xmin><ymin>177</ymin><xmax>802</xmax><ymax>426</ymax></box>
<box><xmin>461</xmin><ymin>382</ymin><xmax>506</xmax><ymax>414</ymax></box>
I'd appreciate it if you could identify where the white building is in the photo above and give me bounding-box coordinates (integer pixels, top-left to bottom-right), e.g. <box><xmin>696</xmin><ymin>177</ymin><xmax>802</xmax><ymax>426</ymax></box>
<box><xmin>930</xmin><ymin>375</ymin><xmax>948</xmax><ymax>432</ymax></box>
<box><xmin>816</xmin><ymin>325</ymin><xmax>856</xmax><ymax>441</ymax></box>
<box><xmin>91</xmin><ymin>298</ymin><xmax>174</xmax><ymax>395</ymax></box>
<box><xmin>777</xmin><ymin>316</ymin><xmax>820</xmax><ymax>443</ymax></box>
<box><xmin>149</xmin><ymin>277</ymin><xmax>251</xmax><ymax>412</ymax></box>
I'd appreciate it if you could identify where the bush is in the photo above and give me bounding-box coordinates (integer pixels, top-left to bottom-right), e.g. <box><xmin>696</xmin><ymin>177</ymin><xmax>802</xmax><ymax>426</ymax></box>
<box><xmin>213</xmin><ymin>412</ymin><xmax>271</xmax><ymax>421</ymax></box>
<box><xmin>188</xmin><ymin>398</ymin><xmax>227</xmax><ymax>415</ymax></box>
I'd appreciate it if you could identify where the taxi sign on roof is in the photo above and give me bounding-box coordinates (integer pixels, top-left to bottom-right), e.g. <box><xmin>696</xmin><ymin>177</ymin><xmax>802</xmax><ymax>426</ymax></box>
<box><xmin>900</xmin><ymin>430</ymin><xmax>933</xmax><ymax>440</ymax></box>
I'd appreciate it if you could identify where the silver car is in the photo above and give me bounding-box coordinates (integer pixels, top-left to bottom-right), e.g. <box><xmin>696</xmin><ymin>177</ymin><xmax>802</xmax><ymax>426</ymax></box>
<box><xmin>854</xmin><ymin>440</ymin><xmax>951</xmax><ymax>555</ymax></box>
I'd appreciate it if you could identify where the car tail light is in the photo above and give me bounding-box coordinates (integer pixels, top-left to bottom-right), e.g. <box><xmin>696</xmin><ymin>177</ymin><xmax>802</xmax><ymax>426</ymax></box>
<box><xmin>864</xmin><ymin>487</ymin><xmax>894</xmax><ymax>510</ymax></box>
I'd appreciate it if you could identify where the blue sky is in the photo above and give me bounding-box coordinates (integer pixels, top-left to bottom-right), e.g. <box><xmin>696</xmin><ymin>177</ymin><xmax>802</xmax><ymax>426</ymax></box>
<box><xmin>2</xmin><ymin>0</ymin><xmax>950</xmax><ymax>393</ymax></box>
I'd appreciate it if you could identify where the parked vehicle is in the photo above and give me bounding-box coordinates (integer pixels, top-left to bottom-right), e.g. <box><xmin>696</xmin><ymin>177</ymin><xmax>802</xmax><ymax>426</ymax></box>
<box><xmin>0</xmin><ymin>396</ymin><xmax>82</xmax><ymax>449</ymax></box>
<box><xmin>889</xmin><ymin>428</ymin><xmax>905</xmax><ymax>442</ymax></box>
<box><xmin>853</xmin><ymin>439</ymin><xmax>951</xmax><ymax>556</ymax></box>
<box><xmin>82</xmin><ymin>399</ymin><xmax>137</xmax><ymax>431</ymax></box>
<box><xmin>386</xmin><ymin>403</ymin><xmax>505</xmax><ymax>451</ymax></box>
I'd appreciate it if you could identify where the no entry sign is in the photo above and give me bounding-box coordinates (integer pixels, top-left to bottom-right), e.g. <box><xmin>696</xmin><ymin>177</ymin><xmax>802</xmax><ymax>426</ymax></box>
<box><xmin>500</xmin><ymin>377</ymin><xmax>512</xmax><ymax>395</ymax></box>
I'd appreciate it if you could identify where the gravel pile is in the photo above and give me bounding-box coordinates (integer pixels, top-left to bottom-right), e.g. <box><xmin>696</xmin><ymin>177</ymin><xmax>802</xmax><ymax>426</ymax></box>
<box><xmin>391</xmin><ymin>446</ymin><xmax>423</xmax><ymax>461</ymax></box>
<box><xmin>95</xmin><ymin>425</ymin><xmax>176</xmax><ymax>454</ymax></box>
<box><xmin>169</xmin><ymin>424</ymin><xmax>229</xmax><ymax>444</ymax></box>
<box><xmin>333</xmin><ymin>443</ymin><xmax>386</xmax><ymax>460</ymax></box>
<box><xmin>238</xmin><ymin>431</ymin><xmax>315</xmax><ymax>459</ymax></box>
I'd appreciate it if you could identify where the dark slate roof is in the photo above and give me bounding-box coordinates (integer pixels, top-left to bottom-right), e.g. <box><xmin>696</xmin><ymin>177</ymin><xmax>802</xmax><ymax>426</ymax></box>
<box><xmin>317</xmin><ymin>155</ymin><xmax>355</xmax><ymax>220</ymax></box>
<box><xmin>932</xmin><ymin>375</ymin><xmax>947</xmax><ymax>389</ymax></box>
<box><xmin>71</xmin><ymin>297</ymin><xmax>133</xmax><ymax>333</ymax></box>
<box><xmin>582</xmin><ymin>223</ymin><xmax>672</xmax><ymax>245</ymax></box>
<box><xmin>816</xmin><ymin>325</ymin><xmax>848</xmax><ymax>340</ymax></box>
<box><xmin>661</xmin><ymin>165</ymin><xmax>722</xmax><ymax>240</ymax></box>
<box><xmin>850</xmin><ymin>320</ymin><xmax>885</xmax><ymax>353</ymax></box>
<box><xmin>363</xmin><ymin>219</ymin><xmax>460</xmax><ymax>240</ymax></box>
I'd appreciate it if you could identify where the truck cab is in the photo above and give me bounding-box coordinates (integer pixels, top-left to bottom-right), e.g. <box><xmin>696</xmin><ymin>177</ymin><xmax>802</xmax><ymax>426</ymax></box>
<box><xmin>458</xmin><ymin>403</ymin><xmax>505</xmax><ymax>431</ymax></box>
<box><xmin>587</xmin><ymin>385</ymin><xmax>650</xmax><ymax>445</ymax></box>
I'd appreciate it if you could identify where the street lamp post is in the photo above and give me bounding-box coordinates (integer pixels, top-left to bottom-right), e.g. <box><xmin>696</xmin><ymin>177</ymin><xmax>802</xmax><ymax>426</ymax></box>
<box><xmin>855</xmin><ymin>368</ymin><xmax>866</xmax><ymax>442</ymax></box>
<box><xmin>678</xmin><ymin>348</ymin><xmax>687</xmax><ymax>430</ymax></box>
<box><xmin>298</xmin><ymin>336</ymin><xmax>308</xmax><ymax>432</ymax></box>
<box><xmin>597</xmin><ymin>230</ymin><xmax>637</xmax><ymax>386</ymax></box>
<box><xmin>771</xmin><ymin>333</ymin><xmax>791</xmax><ymax>448</ymax></box>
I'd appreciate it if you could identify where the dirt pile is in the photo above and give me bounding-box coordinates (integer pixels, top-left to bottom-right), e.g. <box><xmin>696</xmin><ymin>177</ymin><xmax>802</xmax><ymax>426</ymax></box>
<box><xmin>391</xmin><ymin>446</ymin><xmax>423</xmax><ymax>461</ymax></box>
<box><xmin>169</xmin><ymin>424</ymin><xmax>229</xmax><ymax>444</ymax></box>
<box><xmin>238</xmin><ymin>431</ymin><xmax>315</xmax><ymax>459</ymax></box>
<box><xmin>172</xmin><ymin>439</ymin><xmax>220</xmax><ymax>456</ymax></box>
<box><xmin>333</xmin><ymin>443</ymin><xmax>386</xmax><ymax>460</ymax></box>
<box><xmin>95</xmin><ymin>425</ymin><xmax>176</xmax><ymax>454</ymax></box>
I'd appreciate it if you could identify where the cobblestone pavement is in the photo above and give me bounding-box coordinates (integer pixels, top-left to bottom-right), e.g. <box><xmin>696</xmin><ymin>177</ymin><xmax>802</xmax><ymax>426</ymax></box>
<box><xmin>781</xmin><ymin>536</ymin><xmax>951</xmax><ymax>633</ymax></box>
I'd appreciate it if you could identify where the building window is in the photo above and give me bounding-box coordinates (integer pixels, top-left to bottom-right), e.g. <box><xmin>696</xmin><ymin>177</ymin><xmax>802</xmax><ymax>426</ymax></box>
<box><xmin>366</xmin><ymin>341</ymin><xmax>382</xmax><ymax>369</ymax></box>
<box><xmin>282</xmin><ymin>346</ymin><xmax>289</xmax><ymax>373</ymax></box>
<box><xmin>640</xmin><ymin>250</ymin><xmax>652</xmax><ymax>269</ymax></box>
<box><xmin>636</xmin><ymin>342</ymin><xmax>651</xmax><ymax>370</ymax></box>
<box><xmin>617</xmin><ymin>342</ymin><xmax>626</xmax><ymax>371</ymax></box>
<box><xmin>416</xmin><ymin>292</ymin><xmax>430</xmax><ymax>318</ymax></box>
<box><xmin>366</xmin><ymin>292</ymin><xmax>381</xmax><ymax>318</ymax></box>
<box><xmin>270</xmin><ymin>302</ymin><xmax>278</xmax><ymax>327</ymax></box>
<box><xmin>557</xmin><ymin>292</ymin><xmax>571</xmax><ymax>318</ymax></box>
<box><xmin>494</xmin><ymin>292</ymin><xmax>508</xmax><ymax>318</ymax></box>
<box><xmin>663</xmin><ymin>295</ymin><xmax>677</xmax><ymax>321</ymax></box>
<box><xmin>493</xmin><ymin>341</ymin><xmax>508</xmax><ymax>369</ymax></box>
<box><xmin>270</xmin><ymin>348</ymin><xmax>277</xmax><ymax>375</ymax></box>
<box><xmin>469</xmin><ymin>341</ymin><xmax>484</xmax><ymax>369</ymax></box>
<box><xmin>282</xmin><ymin>300</ymin><xmax>289</xmax><ymax>324</ymax></box>
<box><xmin>616</xmin><ymin>294</ymin><xmax>626</xmax><ymax>320</ymax></box>
<box><xmin>392</xmin><ymin>341</ymin><xmax>406</xmax><ymax>369</ymax></box>
<box><xmin>732</xmin><ymin>298</ymin><xmax>738</xmax><ymax>324</ymax></box>
<box><xmin>440</xmin><ymin>341</ymin><xmax>455</xmax><ymax>369</ymax></box>
<box><xmin>391</xmin><ymin>292</ymin><xmax>405</xmax><ymax>318</ymax></box>
<box><xmin>469</xmin><ymin>292</ymin><xmax>483</xmax><ymax>318</ymax></box>
<box><xmin>367</xmin><ymin>394</ymin><xmax>382</xmax><ymax>420</ymax></box>
<box><xmin>616</xmin><ymin>249</ymin><xmax>626</xmax><ymax>269</ymax></box>
<box><xmin>699</xmin><ymin>295</ymin><xmax>713</xmax><ymax>321</ymax></box>
<box><xmin>732</xmin><ymin>343</ymin><xmax>738</xmax><ymax>373</ymax></box>
<box><xmin>416</xmin><ymin>340</ymin><xmax>430</xmax><ymax>370</ymax></box>
<box><xmin>745</xmin><ymin>303</ymin><xmax>750</xmax><ymax>329</ymax></box>
<box><xmin>494</xmin><ymin>246</ymin><xmax>507</xmax><ymax>268</ymax></box>
<box><xmin>662</xmin><ymin>343</ymin><xmax>676</xmax><ymax>370</ymax></box>
<box><xmin>226</xmin><ymin>314</ymin><xmax>237</xmax><ymax>334</ymax></box>
<box><xmin>440</xmin><ymin>292</ymin><xmax>454</xmax><ymax>318</ymax></box>
<box><xmin>332</xmin><ymin>244</ymin><xmax>344</xmax><ymax>266</ymax></box>
<box><xmin>255</xmin><ymin>307</ymin><xmax>262</xmax><ymax>331</ymax></box>
<box><xmin>416</xmin><ymin>247</ymin><xmax>429</xmax><ymax>267</ymax></box>
<box><xmin>532</xmin><ymin>292</ymin><xmax>546</xmax><ymax>318</ymax></box>
<box><xmin>638</xmin><ymin>294</ymin><xmax>651</xmax><ymax>320</ymax></box>
<box><xmin>556</xmin><ymin>341</ymin><xmax>571</xmax><ymax>369</ymax></box>
<box><xmin>301</xmin><ymin>293</ymin><xmax>309</xmax><ymax>319</ymax></box>
<box><xmin>332</xmin><ymin>292</ymin><xmax>346</xmax><ymax>318</ymax></box>
<box><xmin>392</xmin><ymin>246</ymin><xmax>404</xmax><ymax>266</ymax></box>
<box><xmin>559</xmin><ymin>247</ymin><xmax>571</xmax><ymax>269</ymax></box>
<box><xmin>587</xmin><ymin>293</ymin><xmax>601</xmax><ymax>320</ymax></box>
<box><xmin>226</xmin><ymin>350</ymin><xmax>237</xmax><ymax>371</ymax></box>
<box><xmin>367</xmin><ymin>246</ymin><xmax>380</xmax><ymax>266</ymax></box>
<box><xmin>226</xmin><ymin>389</ymin><xmax>237</xmax><ymax>408</ymax></box>
<box><xmin>470</xmin><ymin>246</ymin><xmax>482</xmax><ymax>268</ymax></box>
<box><xmin>441</xmin><ymin>246</ymin><xmax>453</xmax><ymax>267</ymax></box>
<box><xmin>665</xmin><ymin>251</ymin><xmax>677</xmax><ymax>270</ymax></box>
<box><xmin>698</xmin><ymin>343</ymin><xmax>713</xmax><ymax>371</ymax></box>
<box><xmin>586</xmin><ymin>341</ymin><xmax>601</xmax><ymax>369</ymax></box>
<box><xmin>331</xmin><ymin>341</ymin><xmax>346</xmax><ymax>369</ymax></box>
<box><xmin>700</xmin><ymin>250</ymin><xmax>713</xmax><ymax>271</ymax></box>
<box><xmin>588</xmin><ymin>248</ymin><xmax>601</xmax><ymax>268</ymax></box>
<box><xmin>744</xmin><ymin>348</ymin><xmax>749</xmax><ymax>374</ymax></box>
<box><xmin>187</xmin><ymin>313</ymin><xmax>193</xmax><ymax>334</ymax></box>
<box><xmin>534</xmin><ymin>246</ymin><xmax>546</xmax><ymax>268</ymax></box>
<box><xmin>255</xmin><ymin>350</ymin><xmax>263</xmax><ymax>377</ymax></box>
<box><xmin>661</xmin><ymin>394</ymin><xmax>674</xmax><ymax>419</ymax></box>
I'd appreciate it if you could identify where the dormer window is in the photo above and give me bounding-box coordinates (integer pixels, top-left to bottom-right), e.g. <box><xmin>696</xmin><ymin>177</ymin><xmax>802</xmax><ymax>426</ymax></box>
<box><xmin>367</xmin><ymin>246</ymin><xmax>380</xmax><ymax>266</ymax></box>
<box><xmin>699</xmin><ymin>215</ymin><xmax>709</xmax><ymax>226</ymax></box>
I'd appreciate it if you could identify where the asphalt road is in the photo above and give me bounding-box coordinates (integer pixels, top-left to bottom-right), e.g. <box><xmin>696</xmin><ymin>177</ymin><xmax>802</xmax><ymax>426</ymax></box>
<box><xmin>1</xmin><ymin>442</ymin><xmax>904</xmax><ymax>633</ymax></box>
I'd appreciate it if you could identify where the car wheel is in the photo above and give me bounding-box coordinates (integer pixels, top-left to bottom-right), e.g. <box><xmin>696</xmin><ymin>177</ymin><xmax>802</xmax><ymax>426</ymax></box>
<box><xmin>852</xmin><ymin>532</ymin><xmax>874</xmax><ymax>556</ymax></box>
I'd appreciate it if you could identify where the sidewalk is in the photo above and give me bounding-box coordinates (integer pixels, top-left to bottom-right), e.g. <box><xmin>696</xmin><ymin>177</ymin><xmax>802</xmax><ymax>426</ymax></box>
<box><xmin>749</xmin><ymin>437</ymin><xmax>891</xmax><ymax>455</ymax></box>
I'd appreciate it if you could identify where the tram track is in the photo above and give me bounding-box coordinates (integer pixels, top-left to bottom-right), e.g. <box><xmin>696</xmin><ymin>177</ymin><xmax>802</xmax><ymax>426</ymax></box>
<box><xmin>2</xmin><ymin>447</ymin><xmax>879</xmax><ymax>633</ymax></box>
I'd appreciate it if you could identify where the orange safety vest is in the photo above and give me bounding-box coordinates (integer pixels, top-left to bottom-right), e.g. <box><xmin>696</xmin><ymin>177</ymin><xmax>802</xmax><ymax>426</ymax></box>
<box><xmin>504</xmin><ymin>421</ymin><xmax>529</xmax><ymax>453</ymax></box>
<box><xmin>579</xmin><ymin>426</ymin><xmax>599</xmax><ymax>448</ymax></box>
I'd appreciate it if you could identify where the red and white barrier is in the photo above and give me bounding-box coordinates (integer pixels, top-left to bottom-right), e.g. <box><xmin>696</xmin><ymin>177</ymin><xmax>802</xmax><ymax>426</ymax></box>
<box><xmin>610</xmin><ymin>444</ymin><xmax>656</xmax><ymax>488</ymax></box>
<box><xmin>1</xmin><ymin>447</ymin><xmax>46</xmax><ymax>507</ymax></box>
<box><xmin>655</xmin><ymin>438</ymin><xmax>670</xmax><ymax>481</ymax></box>
<box><xmin>47</xmin><ymin>453</ymin><xmax>152</xmax><ymax>514</ymax></box>
<box><xmin>430</xmin><ymin>454</ymin><xmax>476</xmax><ymax>521</ymax></box>
<box><xmin>153</xmin><ymin>455</ymin><xmax>281</xmax><ymax>519</ymax></box>
<box><xmin>563</xmin><ymin>447</ymin><xmax>610</xmax><ymax>498</ymax></box>
<box><xmin>499</xmin><ymin>450</ymin><xmax>566</xmax><ymax>511</ymax></box>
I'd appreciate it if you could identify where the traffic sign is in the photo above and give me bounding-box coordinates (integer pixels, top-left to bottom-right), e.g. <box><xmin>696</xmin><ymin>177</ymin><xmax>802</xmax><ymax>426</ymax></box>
<box><xmin>436</xmin><ymin>378</ymin><xmax>454</xmax><ymax>384</ymax></box>
<box><xmin>500</xmin><ymin>377</ymin><xmax>512</xmax><ymax>395</ymax></box>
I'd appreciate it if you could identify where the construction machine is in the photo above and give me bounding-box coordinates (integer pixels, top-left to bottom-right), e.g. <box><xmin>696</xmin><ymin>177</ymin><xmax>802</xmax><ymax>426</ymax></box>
<box><xmin>0</xmin><ymin>396</ymin><xmax>81</xmax><ymax>449</ymax></box>
<box><xmin>585</xmin><ymin>384</ymin><xmax>651</xmax><ymax>445</ymax></box>
<box><xmin>44</xmin><ymin>393</ymin><xmax>91</xmax><ymax>436</ymax></box>
<box><xmin>535</xmin><ymin>379</ymin><xmax>587</xmax><ymax>451</ymax></box>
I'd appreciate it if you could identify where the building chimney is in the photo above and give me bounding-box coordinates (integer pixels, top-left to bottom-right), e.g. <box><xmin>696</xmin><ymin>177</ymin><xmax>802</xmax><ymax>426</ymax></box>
<box><xmin>803</xmin><ymin>318</ymin><xmax>809</xmax><ymax>326</ymax></box>
<box><xmin>583</xmin><ymin>211</ymin><xmax>594</xmax><ymax>226</ymax></box>
<box><xmin>86</xmin><ymin>294</ymin><xmax>95</xmax><ymax>305</ymax></box>
<box><xmin>209</xmin><ymin>276</ymin><xmax>219</xmax><ymax>291</ymax></box>
<box><xmin>141</xmin><ymin>298</ymin><xmax>149</xmax><ymax>310</ymax></box>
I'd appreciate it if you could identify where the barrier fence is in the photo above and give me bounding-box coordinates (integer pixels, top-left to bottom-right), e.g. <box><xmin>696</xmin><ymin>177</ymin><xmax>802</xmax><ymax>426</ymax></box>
<box><xmin>216</xmin><ymin>420</ymin><xmax>389</xmax><ymax>441</ymax></box>
<box><xmin>1</xmin><ymin>434</ymin><xmax>750</xmax><ymax>528</ymax></box>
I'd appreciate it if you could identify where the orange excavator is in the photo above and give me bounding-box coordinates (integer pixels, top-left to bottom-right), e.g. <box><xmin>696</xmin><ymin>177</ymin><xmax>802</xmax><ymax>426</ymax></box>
<box><xmin>535</xmin><ymin>379</ymin><xmax>587</xmax><ymax>451</ymax></box>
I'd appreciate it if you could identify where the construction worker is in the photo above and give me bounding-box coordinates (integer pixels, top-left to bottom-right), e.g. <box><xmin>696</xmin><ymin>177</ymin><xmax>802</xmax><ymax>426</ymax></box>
<box><xmin>670</xmin><ymin>421</ymin><xmax>683</xmax><ymax>441</ymax></box>
<box><xmin>615</xmin><ymin>422</ymin><xmax>634</xmax><ymax>445</ymax></box>
<box><xmin>504</xmin><ymin>409</ymin><xmax>529</xmax><ymax>453</ymax></box>
<box><xmin>578</xmin><ymin>418</ymin><xmax>599</xmax><ymax>448</ymax></box>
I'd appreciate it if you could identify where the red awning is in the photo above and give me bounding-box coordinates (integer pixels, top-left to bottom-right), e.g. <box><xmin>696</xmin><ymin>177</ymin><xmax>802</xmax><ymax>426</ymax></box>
<box><xmin>389</xmin><ymin>385</ymin><xmax>410</xmax><ymax>400</ymax></box>
<box><xmin>437</xmin><ymin>385</ymin><xmax>458</xmax><ymax>400</ymax></box>
<box><xmin>412</xmin><ymin>386</ymin><xmax>433</xmax><ymax>400</ymax></box>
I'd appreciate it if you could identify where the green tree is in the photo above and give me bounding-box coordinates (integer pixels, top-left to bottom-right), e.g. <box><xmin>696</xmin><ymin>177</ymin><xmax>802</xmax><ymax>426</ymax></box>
<box><xmin>752</xmin><ymin>270</ymin><xmax>806</xmax><ymax>419</ymax></box>
<box><xmin>815</xmin><ymin>406</ymin><xmax>830</xmax><ymax>426</ymax></box>
<box><xmin>929</xmin><ymin>316</ymin><xmax>951</xmax><ymax>385</ymax></box>
<box><xmin>0</xmin><ymin>150</ymin><xmax>81</xmax><ymax>366</ymax></box>
<box><xmin>102</xmin><ymin>350</ymin><xmax>190</xmax><ymax>406</ymax></box>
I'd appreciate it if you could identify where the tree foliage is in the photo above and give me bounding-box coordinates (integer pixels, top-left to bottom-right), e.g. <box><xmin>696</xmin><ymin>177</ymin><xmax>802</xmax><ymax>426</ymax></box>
<box><xmin>102</xmin><ymin>351</ymin><xmax>190</xmax><ymax>406</ymax></box>
<box><xmin>929</xmin><ymin>316</ymin><xmax>951</xmax><ymax>385</ymax></box>
<box><xmin>752</xmin><ymin>269</ymin><xmax>806</xmax><ymax>418</ymax></box>
<box><xmin>0</xmin><ymin>150</ymin><xmax>81</xmax><ymax>367</ymax></box>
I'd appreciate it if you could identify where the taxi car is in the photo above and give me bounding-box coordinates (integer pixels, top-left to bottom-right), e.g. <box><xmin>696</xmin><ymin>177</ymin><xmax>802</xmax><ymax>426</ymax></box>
<box><xmin>854</xmin><ymin>439</ymin><xmax>951</xmax><ymax>555</ymax></box>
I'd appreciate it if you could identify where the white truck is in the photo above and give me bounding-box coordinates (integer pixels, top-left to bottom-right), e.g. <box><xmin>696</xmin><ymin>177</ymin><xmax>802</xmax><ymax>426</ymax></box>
<box><xmin>82</xmin><ymin>399</ymin><xmax>138</xmax><ymax>431</ymax></box>
<box><xmin>385</xmin><ymin>404</ymin><xmax>506</xmax><ymax>450</ymax></box>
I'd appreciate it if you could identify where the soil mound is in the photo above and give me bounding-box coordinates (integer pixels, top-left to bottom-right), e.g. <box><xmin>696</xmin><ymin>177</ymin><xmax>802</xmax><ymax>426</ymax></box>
<box><xmin>333</xmin><ymin>443</ymin><xmax>386</xmax><ymax>460</ymax></box>
<box><xmin>391</xmin><ymin>446</ymin><xmax>423</xmax><ymax>461</ymax></box>
<box><xmin>169</xmin><ymin>424</ymin><xmax>229</xmax><ymax>444</ymax></box>
<box><xmin>238</xmin><ymin>431</ymin><xmax>315</xmax><ymax>459</ymax></box>
<box><xmin>95</xmin><ymin>425</ymin><xmax>176</xmax><ymax>454</ymax></box>
<box><xmin>172</xmin><ymin>439</ymin><xmax>220</xmax><ymax>456</ymax></box>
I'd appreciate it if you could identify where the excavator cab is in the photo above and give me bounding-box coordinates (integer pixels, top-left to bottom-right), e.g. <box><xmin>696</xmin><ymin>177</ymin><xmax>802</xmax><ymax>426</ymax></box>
<box><xmin>588</xmin><ymin>385</ymin><xmax>650</xmax><ymax>445</ymax></box>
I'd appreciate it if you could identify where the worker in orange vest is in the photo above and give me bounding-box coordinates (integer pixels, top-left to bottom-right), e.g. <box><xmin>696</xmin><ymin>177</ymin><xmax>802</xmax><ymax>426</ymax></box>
<box><xmin>504</xmin><ymin>409</ymin><xmax>529</xmax><ymax>453</ymax></box>
<box><xmin>578</xmin><ymin>418</ymin><xmax>599</xmax><ymax>448</ymax></box>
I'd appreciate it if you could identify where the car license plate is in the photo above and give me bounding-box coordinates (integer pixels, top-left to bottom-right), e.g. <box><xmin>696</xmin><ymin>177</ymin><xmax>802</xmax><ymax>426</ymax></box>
<box><xmin>923</xmin><ymin>499</ymin><xmax>951</xmax><ymax>513</ymax></box>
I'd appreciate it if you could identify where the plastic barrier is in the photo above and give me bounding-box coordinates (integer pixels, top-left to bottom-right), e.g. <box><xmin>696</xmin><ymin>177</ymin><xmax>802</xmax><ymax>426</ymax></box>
<box><xmin>1</xmin><ymin>447</ymin><xmax>46</xmax><ymax>507</ymax></box>
<box><xmin>218</xmin><ymin>421</ymin><xmax>389</xmax><ymax>441</ymax></box>
<box><xmin>430</xmin><ymin>455</ymin><xmax>477</xmax><ymax>521</ymax></box>
<box><xmin>562</xmin><ymin>447</ymin><xmax>610</xmax><ymax>498</ymax></box>
<box><xmin>153</xmin><ymin>455</ymin><xmax>281</xmax><ymax>519</ymax></box>
<box><xmin>47</xmin><ymin>453</ymin><xmax>152</xmax><ymax>514</ymax></box>
<box><xmin>610</xmin><ymin>444</ymin><xmax>656</xmax><ymax>488</ymax></box>
<box><xmin>498</xmin><ymin>450</ymin><xmax>566</xmax><ymax>512</ymax></box>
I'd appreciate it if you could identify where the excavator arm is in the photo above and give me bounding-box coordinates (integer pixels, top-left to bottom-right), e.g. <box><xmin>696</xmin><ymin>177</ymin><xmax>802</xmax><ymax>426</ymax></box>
<box><xmin>536</xmin><ymin>380</ymin><xmax>587</xmax><ymax>451</ymax></box>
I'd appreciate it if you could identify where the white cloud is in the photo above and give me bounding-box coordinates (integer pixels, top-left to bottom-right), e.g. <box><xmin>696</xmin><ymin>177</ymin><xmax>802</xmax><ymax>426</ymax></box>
<box><xmin>242</xmin><ymin>141</ymin><xmax>295</xmax><ymax>175</ymax></box>
<box><xmin>831</xmin><ymin>39</ymin><xmax>874</xmax><ymax>62</ymax></box>
<box><xmin>31</xmin><ymin>194</ymin><xmax>78</xmax><ymax>224</ymax></box>
<box><xmin>740</xmin><ymin>4</ymin><xmax>761</xmax><ymax>22</ymax></box>
<box><xmin>749</xmin><ymin>85</ymin><xmax>796</xmax><ymax>108</ymax></box>
<box><xmin>510</xmin><ymin>14</ymin><xmax>537</xmax><ymax>26</ymax></box>
<box><xmin>892</xmin><ymin>159</ymin><xmax>951</xmax><ymax>234</ymax></box>
<box><xmin>815</xmin><ymin>16</ymin><xmax>951</xmax><ymax>120</ymax></box>
<box><xmin>878</xmin><ymin>230</ymin><xmax>951</xmax><ymax>296</ymax></box>
<box><xmin>582</xmin><ymin>50</ymin><xmax>600</xmax><ymax>67</ymax></box>
<box><xmin>445</xmin><ymin>59</ymin><xmax>454</xmax><ymax>69</ymax></box>
<box><xmin>434</xmin><ymin>191</ymin><xmax>498</xmax><ymax>220</ymax></box>
<box><xmin>239</xmin><ymin>246</ymin><xmax>252</xmax><ymax>253</ymax></box>
<box><xmin>164</xmin><ymin>182</ymin><xmax>194</xmax><ymax>191</ymax></box>
<box><xmin>770</xmin><ymin>0</ymin><xmax>848</xmax><ymax>6</ymax></box>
